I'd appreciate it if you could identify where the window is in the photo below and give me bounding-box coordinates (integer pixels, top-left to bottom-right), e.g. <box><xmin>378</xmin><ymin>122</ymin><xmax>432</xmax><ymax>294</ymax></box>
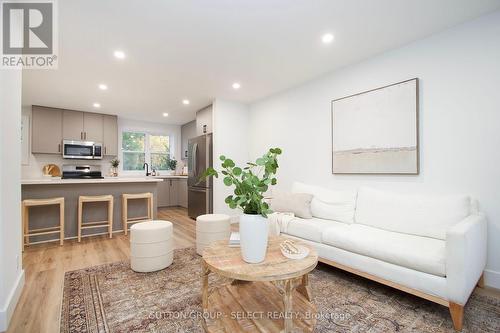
<box><xmin>122</xmin><ymin>132</ymin><xmax>145</xmax><ymax>170</ymax></box>
<box><xmin>150</xmin><ymin>135</ymin><xmax>170</xmax><ymax>170</ymax></box>
<box><xmin>122</xmin><ymin>131</ymin><xmax>171</xmax><ymax>171</ymax></box>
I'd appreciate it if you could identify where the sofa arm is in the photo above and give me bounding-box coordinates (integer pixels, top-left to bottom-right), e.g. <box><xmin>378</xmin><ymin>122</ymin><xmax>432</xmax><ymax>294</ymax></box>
<box><xmin>446</xmin><ymin>213</ymin><xmax>487</xmax><ymax>304</ymax></box>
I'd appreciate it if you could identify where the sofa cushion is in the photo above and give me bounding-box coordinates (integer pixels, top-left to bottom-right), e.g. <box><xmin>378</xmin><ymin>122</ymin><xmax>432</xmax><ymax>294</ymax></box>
<box><xmin>292</xmin><ymin>182</ymin><xmax>357</xmax><ymax>223</ymax></box>
<box><xmin>284</xmin><ymin>217</ymin><xmax>349</xmax><ymax>243</ymax></box>
<box><xmin>322</xmin><ymin>224</ymin><xmax>446</xmax><ymax>276</ymax></box>
<box><xmin>270</xmin><ymin>190</ymin><xmax>313</xmax><ymax>218</ymax></box>
<box><xmin>355</xmin><ymin>187</ymin><xmax>470</xmax><ymax>240</ymax></box>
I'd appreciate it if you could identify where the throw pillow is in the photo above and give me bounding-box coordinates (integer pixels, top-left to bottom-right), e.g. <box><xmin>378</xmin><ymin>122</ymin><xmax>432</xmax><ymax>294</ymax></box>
<box><xmin>270</xmin><ymin>190</ymin><xmax>313</xmax><ymax>219</ymax></box>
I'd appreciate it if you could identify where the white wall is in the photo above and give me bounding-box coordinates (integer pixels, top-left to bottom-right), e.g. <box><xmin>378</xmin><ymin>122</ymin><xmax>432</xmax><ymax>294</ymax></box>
<box><xmin>0</xmin><ymin>70</ymin><xmax>25</xmax><ymax>331</ymax></box>
<box><xmin>212</xmin><ymin>99</ymin><xmax>249</xmax><ymax>217</ymax></box>
<box><xmin>248</xmin><ymin>11</ymin><xmax>500</xmax><ymax>287</ymax></box>
<box><xmin>118</xmin><ymin>117</ymin><xmax>182</xmax><ymax>174</ymax></box>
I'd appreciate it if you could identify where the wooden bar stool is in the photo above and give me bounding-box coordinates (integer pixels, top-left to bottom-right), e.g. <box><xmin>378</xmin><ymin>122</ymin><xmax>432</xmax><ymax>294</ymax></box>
<box><xmin>22</xmin><ymin>197</ymin><xmax>64</xmax><ymax>251</ymax></box>
<box><xmin>122</xmin><ymin>192</ymin><xmax>154</xmax><ymax>235</ymax></box>
<box><xmin>78</xmin><ymin>195</ymin><xmax>114</xmax><ymax>242</ymax></box>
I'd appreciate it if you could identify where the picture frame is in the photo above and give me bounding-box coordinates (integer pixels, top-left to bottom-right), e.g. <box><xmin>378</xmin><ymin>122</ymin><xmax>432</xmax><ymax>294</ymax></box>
<box><xmin>331</xmin><ymin>78</ymin><xmax>419</xmax><ymax>174</ymax></box>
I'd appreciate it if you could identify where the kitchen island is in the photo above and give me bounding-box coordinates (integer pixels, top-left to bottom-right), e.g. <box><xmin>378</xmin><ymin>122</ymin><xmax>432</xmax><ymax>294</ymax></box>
<box><xmin>21</xmin><ymin>177</ymin><xmax>185</xmax><ymax>244</ymax></box>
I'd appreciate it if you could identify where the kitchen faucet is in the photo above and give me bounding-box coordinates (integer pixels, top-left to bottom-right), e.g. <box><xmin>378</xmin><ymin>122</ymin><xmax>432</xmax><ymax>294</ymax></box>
<box><xmin>143</xmin><ymin>163</ymin><xmax>151</xmax><ymax>176</ymax></box>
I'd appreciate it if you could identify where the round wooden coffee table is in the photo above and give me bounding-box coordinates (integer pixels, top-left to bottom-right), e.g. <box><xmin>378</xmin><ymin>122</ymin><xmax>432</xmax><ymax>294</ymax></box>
<box><xmin>201</xmin><ymin>236</ymin><xmax>318</xmax><ymax>333</ymax></box>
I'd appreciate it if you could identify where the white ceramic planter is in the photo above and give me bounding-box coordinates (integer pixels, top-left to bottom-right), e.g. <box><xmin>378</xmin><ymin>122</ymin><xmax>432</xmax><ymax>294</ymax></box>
<box><xmin>239</xmin><ymin>213</ymin><xmax>269</xmax><ymax>263</ymax></box>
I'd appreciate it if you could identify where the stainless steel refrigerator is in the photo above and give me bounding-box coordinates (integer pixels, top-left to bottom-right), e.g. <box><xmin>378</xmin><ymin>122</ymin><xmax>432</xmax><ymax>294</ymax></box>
<box><xmin>188</xmin><ymin>133</ymin><xmax>213</xmax><ymax>219</ymax></box>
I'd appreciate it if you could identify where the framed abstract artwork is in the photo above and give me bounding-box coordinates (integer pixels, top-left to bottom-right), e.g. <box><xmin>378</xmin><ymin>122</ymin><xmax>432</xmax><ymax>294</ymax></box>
<box><xmin>331</xmin><ymin>78</ymin><xmax>419</xmax><ymax>174</ymax></box>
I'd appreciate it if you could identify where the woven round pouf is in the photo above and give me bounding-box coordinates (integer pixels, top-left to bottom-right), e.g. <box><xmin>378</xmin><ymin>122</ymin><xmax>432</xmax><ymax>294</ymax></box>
<box><xmin>130</xmin><ymin>220</ymin><xmax>173</xmax><ymax>272</ymax></box>
<box><xmin>196</xmin><ymin>214</ymin><xmax>231</xmax><ymax>255</ymax></box>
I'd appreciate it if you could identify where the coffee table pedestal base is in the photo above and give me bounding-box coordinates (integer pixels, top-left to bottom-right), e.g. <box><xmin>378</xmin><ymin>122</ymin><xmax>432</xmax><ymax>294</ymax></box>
<box><xmin>202</xmin><ymin>280</ymin><xmax>316</xmax><ymax>333</ymax></box>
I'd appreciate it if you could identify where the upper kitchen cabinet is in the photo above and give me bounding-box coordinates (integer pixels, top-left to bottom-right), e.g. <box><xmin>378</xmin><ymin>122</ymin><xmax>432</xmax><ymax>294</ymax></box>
<box><xmin>62</xmin><ymin>110</ymin><xmax>84</xmax><ymax>141</ymax></box>
<box><xmin>103</xmin><ymin>115</ymin><xmax>118</xmax><ymax>156</ymax></box>
<box><xmin>196</xmin><ymin>105</ymin><xmax>212</xmax><ymax>136</ymax></box>
<box><xmin>181</xmin><ymin>120</ymin><xmax>196</xmax><ymax>160</ymax></box>
<box><xmin>31</xmin><ymin>105</ymin><xmax>118</xmax><ymax>156</ymax></box>
<box><xmin>62</xmin><ymin>111</ymin><xmax>103</xmax><ymax>142</ymax></box>
<box><xmin>32</xmin><ymin>106</ymin><xmax>63</xmax><ymax>154</ymax></box>
<box><xmin>84</xmin><ymin>113</ymin><xmax>104</xmax><ymax>142</ymax></box>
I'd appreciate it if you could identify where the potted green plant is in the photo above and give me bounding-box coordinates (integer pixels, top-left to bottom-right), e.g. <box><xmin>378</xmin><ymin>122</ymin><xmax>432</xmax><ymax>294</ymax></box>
<box><xmin>110</xmin><ymin>158</ymin><xmax>120</xmax><ymax>177</ymax></box>
<box><xmin>201</xmin><ymin>148</ymin><xmax>282</xmax><ymax>263</ymax></box>
<box><xmin>168</xmin><ymin>158</ymin><xmax>177</xmax><ymax>175</ymax></box>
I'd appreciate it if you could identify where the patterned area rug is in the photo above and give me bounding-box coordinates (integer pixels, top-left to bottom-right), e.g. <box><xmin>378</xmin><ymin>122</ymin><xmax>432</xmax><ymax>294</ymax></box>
<box><xmin>61</xmin><ymin>248</ymin><xmax>500</xmax><ymax>332</ymax></box>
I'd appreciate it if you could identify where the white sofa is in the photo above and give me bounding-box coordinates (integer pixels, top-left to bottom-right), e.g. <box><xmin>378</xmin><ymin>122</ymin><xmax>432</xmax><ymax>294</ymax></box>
<box><xmin>276</xmin><ymin>182</ymin><xmax>487</xmax><ymax>331</ymax></box>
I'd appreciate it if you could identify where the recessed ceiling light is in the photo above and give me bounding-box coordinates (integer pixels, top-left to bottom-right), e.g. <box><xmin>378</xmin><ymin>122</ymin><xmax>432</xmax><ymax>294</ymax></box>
<box><xmin>162</xmin><ymin>112</ymin><xmax>169</xmax><ymax>117</ymax></box>
<box><xmin>113</xmin><ymin>50</ymin><xmax>125</xmax><ymax>59</ymax></box>
<box><xmin>98</xmin><ymin>84</ymin><xmax>108</xmax><ymax>90</ymax></box>
<box><xmin>182</xmin><ymin>99</ymin><xmax>190</xmax><ymax>105</ymax></box>
<box><xmin>93</xmin><ymin>103</ymin><xmax>101</xmax><ymax>108</ymax></box>
<box><xmin>232</xmin><ymin>82</ymin><xmax>241</xmax><ymax>90</ymax></box>
<box><xmin>321</xmin><ymin>33</ymin><xmax>334</xmax><ymax>44</ymax></box>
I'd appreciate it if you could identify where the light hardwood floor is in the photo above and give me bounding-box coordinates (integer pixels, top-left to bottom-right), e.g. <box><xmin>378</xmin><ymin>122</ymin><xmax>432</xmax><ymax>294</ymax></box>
<box><xmin>7</xmin><ymin>207</ymin><xmax>195</xmax><ymax>333</ymax></box>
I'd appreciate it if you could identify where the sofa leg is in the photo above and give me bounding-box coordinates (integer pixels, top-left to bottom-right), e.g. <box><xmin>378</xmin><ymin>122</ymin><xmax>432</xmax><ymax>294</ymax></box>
<box><xmin>449</xmin><ymin>302</ymin><xmax>464</xmax><ymax>331</ymax></box>
<box><xmin>477</xmin><ymin>273</ymin><xmax>485</xmax><ymax>288</ymax></box>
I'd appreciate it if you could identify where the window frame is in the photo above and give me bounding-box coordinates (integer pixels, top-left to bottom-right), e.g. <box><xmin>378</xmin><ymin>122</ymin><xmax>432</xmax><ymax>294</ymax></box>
<box><xmin>121</xmin><ymin>130</ymin><xmax>172</xmax><ymax>174</ymax></box>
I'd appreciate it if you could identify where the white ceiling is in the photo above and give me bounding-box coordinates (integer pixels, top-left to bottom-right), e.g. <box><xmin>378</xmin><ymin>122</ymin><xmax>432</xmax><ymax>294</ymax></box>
<box><xmin>22</xmin><ymin>0</ymin><xmax>500</xmax><ymax>125</ymax></box>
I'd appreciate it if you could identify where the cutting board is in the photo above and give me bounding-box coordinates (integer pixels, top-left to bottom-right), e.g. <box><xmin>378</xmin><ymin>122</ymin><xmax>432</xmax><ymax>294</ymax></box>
<box><xmin>42</xmin><ymin>164</ymin><xmax>61</xmax><ymax>177</ymax></box>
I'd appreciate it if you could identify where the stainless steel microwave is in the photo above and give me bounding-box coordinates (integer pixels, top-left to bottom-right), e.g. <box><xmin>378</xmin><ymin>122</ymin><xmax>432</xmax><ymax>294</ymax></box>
<box><xmin>62</xmin><ymin>140</ymin><xmax>103</xmax><ymax>160</ymax></box>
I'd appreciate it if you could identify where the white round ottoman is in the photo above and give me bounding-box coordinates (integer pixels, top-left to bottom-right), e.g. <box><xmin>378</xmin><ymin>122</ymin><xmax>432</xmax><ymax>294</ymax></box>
<box><xmin>196</xmin><ymin>214</ymin><xmax>231</xmax><ymax>255</ymax></box>
<box><xmin>130</xmin><ymin>220</ymin><xmax>173</xmax><ymax>272</ymax></box>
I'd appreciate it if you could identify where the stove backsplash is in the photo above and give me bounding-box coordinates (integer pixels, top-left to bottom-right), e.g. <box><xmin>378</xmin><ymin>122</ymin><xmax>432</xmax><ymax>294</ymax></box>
<box><xmin>22</xmin><ymin>153</ymin><xmax>113</xmax><ymax>179</ymax></box>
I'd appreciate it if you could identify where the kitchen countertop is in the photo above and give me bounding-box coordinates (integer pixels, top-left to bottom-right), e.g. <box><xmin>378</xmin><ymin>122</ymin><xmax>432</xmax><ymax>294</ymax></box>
<box><xmin>151</xmin><ymin>175</ymin><xmax>188</xmax><ymax>179</ymax></box>
<box><xmin>21</xmin><ymin>175</ymin><xmax>187</xmax><ymax>185</ymax></box>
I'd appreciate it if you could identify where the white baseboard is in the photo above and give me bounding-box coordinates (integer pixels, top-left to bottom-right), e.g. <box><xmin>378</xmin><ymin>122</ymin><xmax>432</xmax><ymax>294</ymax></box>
<box><xmin>484</xmin><ymin>268</ymin><xmax>500</xmax><ymax>289</ymax></box>
<box><xmin>0</xmin><ymin>270</ymin><xmax>25</xmax><ymax>332</ymax></box>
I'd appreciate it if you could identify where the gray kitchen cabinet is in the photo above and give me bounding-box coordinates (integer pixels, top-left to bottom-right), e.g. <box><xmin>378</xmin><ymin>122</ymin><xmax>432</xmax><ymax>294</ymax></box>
<box><xmin>62</xmin><ymin>110</ymin><xmax>84</xmax><ymax>140</ymax></box>
<box><xmin>181</xmin><ymin>120</ymin><xmax>196</xmax><ymax>160</ymax></box>
<box><xmin>178</xmin><ymin>178</ymin><xmax>188</xmax><ymax>208</ymax></box>
<box><xmin>157</xmin><ymin>178</ymin><xmax>186</xmax><ymax>207</ymax></box>
<box><xmin>103</xmin><ymin>115</ymin><xmax>118</xmax><ymax>156</ymax></box>
<box><xmin>196</xmin><ymin>105</ymin><xmax>212</xmax><ymax>136</ymax></box>
<box><xmin>84</xmin><ymin>113</ymin><xmax>104</xmax><ymax>142</ymax></box>
<box><xmin>32</xmin><ymin>105</ymin><xmax>117</xmax><ymax>154</ymax></box>
<box><xmin>63</xmin><ymin>110</ymin><xmax>104</xmax><ymax>142</ymax></box>
<box><xmin>157</xmin><ymin>180</ymin><xmax>171</xmax><ymax>207</ymax></box>
<box><xmin>169</xmin><ymin>179</ymin><xmax>179</xmax><ymax>206</ymax></box>
<box><xmin>31</xmin><ymin>106</ymin><xmax>63</xmax><ymax>154</ymax></box>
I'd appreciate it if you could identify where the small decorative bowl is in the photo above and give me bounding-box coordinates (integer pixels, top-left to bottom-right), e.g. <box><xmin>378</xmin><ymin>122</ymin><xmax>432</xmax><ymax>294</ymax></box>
<box><xmin>280</xmin><ymin>244</ymin><xmax>310</xmax><ymax>260</ymax></box>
